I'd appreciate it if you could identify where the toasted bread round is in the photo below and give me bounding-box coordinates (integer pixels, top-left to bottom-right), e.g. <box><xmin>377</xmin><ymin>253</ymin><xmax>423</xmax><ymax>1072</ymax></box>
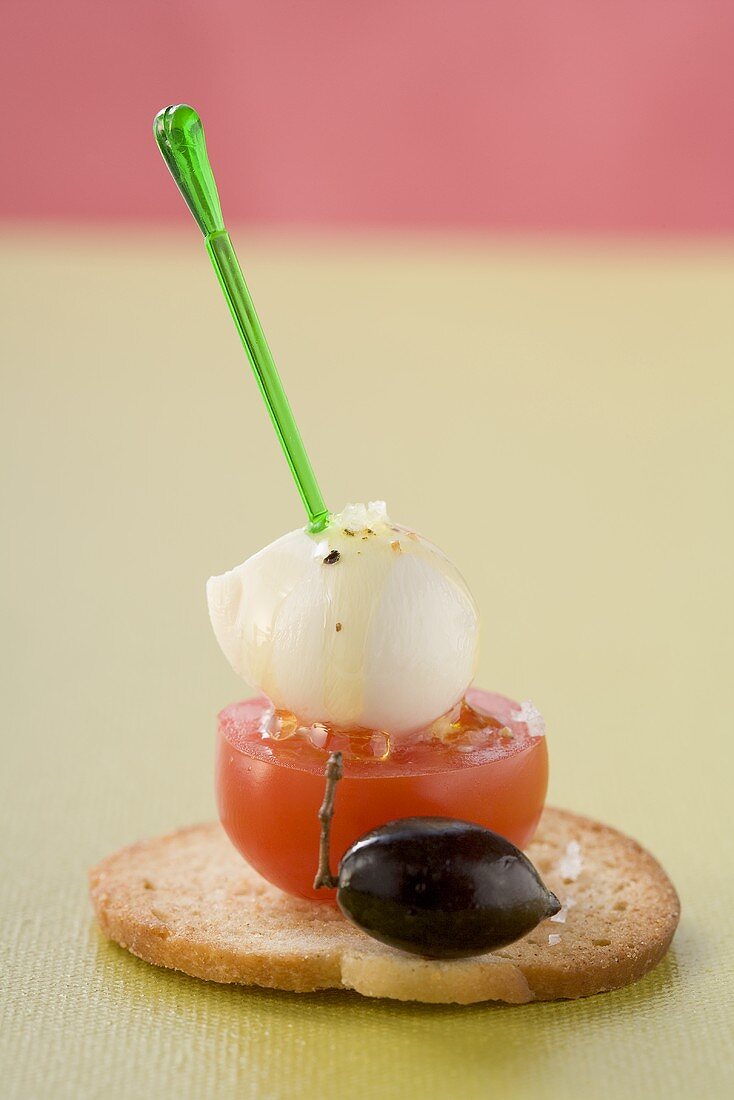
<box><xmin>89</xmin><ymin>808</ymin><xmax>679</xmax><ymax>1004</ymax></box>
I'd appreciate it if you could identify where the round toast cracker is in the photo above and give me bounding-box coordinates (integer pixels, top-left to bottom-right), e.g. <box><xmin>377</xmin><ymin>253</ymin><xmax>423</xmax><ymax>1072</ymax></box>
<box><xmin>89</xmin><ymin>808</ymin><xmax>679</xmax><ymax>1004</ymax></box>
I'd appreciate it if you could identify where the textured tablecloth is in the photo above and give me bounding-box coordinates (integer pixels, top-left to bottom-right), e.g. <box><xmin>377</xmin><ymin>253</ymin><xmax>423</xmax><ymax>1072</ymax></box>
<box><xmin>2</xmin><ymin>231</ymin><xmax>732</xmax><ymax>1099</ymax></box>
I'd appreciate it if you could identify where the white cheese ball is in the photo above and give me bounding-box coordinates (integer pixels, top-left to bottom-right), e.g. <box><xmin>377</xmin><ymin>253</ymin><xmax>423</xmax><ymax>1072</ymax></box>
<box><xmin>206</xmin><ymin>502</ymin><xmax>479</xmax><ymax>737</ymax></box>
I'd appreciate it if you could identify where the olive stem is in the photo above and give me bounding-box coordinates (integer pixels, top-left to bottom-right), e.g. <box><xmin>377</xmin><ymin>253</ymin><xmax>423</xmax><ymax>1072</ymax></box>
<box><xmin>313</xmin><ymin>752</ymin><xmax>343</xmax><ymax>890</ymax></box>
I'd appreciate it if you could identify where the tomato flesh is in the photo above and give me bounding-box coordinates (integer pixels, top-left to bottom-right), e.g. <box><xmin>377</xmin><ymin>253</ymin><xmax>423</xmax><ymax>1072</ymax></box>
<box><xmin>216</xmin><ymin>688</ymin><xmax>549</xmax><ymax>900</ymax></box>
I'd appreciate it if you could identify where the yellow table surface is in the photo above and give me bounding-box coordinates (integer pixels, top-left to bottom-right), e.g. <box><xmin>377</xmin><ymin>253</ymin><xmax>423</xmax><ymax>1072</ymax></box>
<box><xmin>2</xmin><ymin>230</ymin><xmax>733</xmax><ymax>1099</ymax></box>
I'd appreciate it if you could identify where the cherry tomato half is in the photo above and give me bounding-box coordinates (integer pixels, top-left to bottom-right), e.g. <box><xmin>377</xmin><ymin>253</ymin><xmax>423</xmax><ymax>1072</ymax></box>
<box><xmin>216</xmin><ymin>688</ymin><xmax>549</xmax><ymax>900</ymax></box>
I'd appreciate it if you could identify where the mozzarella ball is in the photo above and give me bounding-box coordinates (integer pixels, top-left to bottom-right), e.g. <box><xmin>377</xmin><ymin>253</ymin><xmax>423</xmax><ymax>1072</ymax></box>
<box><xmin>206</xmin><ymin>502</ymin><xmax>479</xmax><ymax>737</ymax></box>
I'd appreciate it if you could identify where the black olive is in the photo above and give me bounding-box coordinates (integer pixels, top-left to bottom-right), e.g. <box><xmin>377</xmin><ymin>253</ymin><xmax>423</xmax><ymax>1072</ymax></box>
<box><xmin>336</xmin><ymin>817</ymin><xmax>560</xmax><ymax>958</ymax></box>
<box><xmin>313</xmin><ymin>753</ymin><xmax>560</xmax><ymax>959</ymax></box>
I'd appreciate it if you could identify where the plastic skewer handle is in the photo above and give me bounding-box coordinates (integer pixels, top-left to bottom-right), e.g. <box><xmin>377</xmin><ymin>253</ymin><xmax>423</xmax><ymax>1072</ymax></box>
<box><xmin>154</xmin><ymin>104</ymin><xmax>329</xmax><ymax>533</ymax></box>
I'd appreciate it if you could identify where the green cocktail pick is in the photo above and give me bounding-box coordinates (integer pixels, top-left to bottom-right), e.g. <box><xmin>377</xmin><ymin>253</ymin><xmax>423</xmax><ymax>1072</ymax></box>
<box><xmin>153</xmin><ymin>104</ymin><xmax>329</xmax><ymax>533</ymax></box>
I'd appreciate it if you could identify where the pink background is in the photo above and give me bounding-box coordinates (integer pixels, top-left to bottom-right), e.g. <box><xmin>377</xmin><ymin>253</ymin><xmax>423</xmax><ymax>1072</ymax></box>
<box><xmin>3</xmin><ymin>1</ymin><xmax>734</xmax><ymax>231</ymax></box>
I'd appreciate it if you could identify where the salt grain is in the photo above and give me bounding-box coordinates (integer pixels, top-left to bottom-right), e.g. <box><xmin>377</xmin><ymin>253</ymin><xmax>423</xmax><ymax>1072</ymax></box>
<box><xmin>558</xmin><ymin>840</ymin><xmax>583</xmax><ymax>882</ymax></box>
<box><xmin>548</xmin><ymin>934</ymin><xmax>561</xmax><ymax>946</ymax></box>
<box><xmin>308</xmin><ymin>725</ymin><xmax>329</xmax><ymax>749</ymax></box>
<box><xmin>551</xmin><ymin>895</ymin><xmax>576</xmax><ymax>922</ymax></box>
<box><xmin>511</xmin><ymin>700</ymin><xmax>546</xmax><ymax>737</ymax></box>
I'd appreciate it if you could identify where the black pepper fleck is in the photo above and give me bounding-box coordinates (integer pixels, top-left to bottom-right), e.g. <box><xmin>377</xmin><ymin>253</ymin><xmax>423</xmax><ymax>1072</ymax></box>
<box><xmin>323</xmin><ymin>549</ymin><xmax>341</xmax><ymax>565</ymax></box>
<box><xmin>335</xmin><ymin>622</ymin><xmax>342</xmax><ymax>632</ymax></box>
